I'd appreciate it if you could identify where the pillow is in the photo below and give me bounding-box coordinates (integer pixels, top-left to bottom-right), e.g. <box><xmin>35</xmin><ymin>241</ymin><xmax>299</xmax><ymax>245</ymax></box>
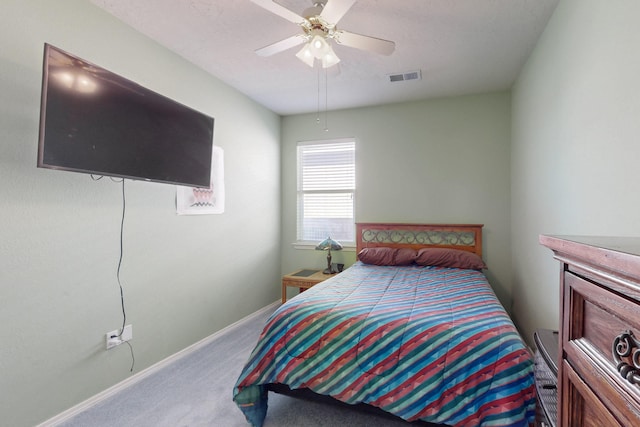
<box><xmin>415</xmin><ymin>248</ymin><xmax>486</xmax><ymax>270</ymax></box>
<box><xmin>358</xmin><ymin>247</ymin><xmax>417</xmax><ymax>266</ymax></box>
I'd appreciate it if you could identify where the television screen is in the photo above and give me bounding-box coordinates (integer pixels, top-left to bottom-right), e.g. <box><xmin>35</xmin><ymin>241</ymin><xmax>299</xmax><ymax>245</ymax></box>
<box><xmin>37</xmin><ymin>44</ymin><xmax>214</xmax><ymax>188</ymax></box>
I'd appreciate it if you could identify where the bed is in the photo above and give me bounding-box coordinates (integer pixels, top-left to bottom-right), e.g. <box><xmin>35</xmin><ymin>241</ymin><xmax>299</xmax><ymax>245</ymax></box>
<box><xmin>233</xmin><ymin>223</ymin><xmax>535</xmax><ymax>426</ymax></box>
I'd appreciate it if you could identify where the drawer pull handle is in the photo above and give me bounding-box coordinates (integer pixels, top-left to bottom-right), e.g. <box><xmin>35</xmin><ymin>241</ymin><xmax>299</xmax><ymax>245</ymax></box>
<box><xmin>612</xmin><ymin>330</ymin><xmax>640</xmax><ymax>386</ymax></box>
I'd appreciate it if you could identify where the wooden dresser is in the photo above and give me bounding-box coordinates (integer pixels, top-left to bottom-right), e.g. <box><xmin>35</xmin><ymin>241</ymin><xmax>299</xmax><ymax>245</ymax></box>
<box><xmin>540</xmin><ymin>236</ymin><xmax>640</xmax><ymax>426</ymax></box>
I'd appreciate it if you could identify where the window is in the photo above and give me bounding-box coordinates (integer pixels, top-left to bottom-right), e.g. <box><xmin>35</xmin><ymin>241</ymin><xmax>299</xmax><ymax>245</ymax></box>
<box><xmin>297</xmin><ymin>139</ymin><xmax>355</xmax><ymax>245</ymax></box>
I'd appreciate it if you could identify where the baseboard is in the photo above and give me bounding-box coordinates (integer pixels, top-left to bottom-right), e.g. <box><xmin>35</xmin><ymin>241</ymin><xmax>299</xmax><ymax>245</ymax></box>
<box><xmin>37</xmin><ymin>301</ymin><xmax>279</xmax><ymax>427</ymax></box>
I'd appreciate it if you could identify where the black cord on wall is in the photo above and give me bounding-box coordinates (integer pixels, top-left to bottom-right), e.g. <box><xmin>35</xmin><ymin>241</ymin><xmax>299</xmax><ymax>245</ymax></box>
<box><xmin>116</xmin><ymin>179</ymin><xmax>127</xmax><ymax>335</ymax></box>
<box><xmin>116</xmin><ymin>179</ymin><xmax>135</xmax><ymax>372</ymax></box>
<box><xmin>93</xmin><ymin>175</ymin><xmax>135</xmax><ymax>372</ymax></box>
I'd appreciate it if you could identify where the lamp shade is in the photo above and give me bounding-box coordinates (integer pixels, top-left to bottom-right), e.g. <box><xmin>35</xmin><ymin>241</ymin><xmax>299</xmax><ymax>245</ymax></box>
<box><xmin>315</xmin><ymin>237</ymin><xmax>343</xmax><ymax>252</ymax></box>
<box><xmin>321</xmin><ymin>48</ymin><xmax>340</xmax><ymax>68</ymax></box>
<box><xmin>295</xmin><ymin>43</ymin><xmax>315</xmax><ymax>67</ymax></box>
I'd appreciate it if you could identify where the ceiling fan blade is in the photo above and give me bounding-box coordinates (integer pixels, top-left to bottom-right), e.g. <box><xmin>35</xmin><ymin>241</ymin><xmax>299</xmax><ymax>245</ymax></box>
<box><xmin>334</xmin><ymin>30</ymin><xmax>395</xmax><ymax>55</ymax></box>
<box><xmin>320</xmin><ymin>0</ymin><xmax>357</xmax><ymax>24</ymax></box>
<box><xmin>250</xmin><ymin>0</ymin><xmax>305</xmax><ymax>24</ymax></box>
<box><xmin>255</xmin><ymin>34</ymin><xmax>306</xmax><ymax>57</ymax></box>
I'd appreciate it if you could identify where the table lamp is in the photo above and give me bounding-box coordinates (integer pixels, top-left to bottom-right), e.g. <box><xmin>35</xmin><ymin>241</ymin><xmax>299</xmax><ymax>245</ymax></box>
<box><xmin>315</xmin><ymin>237</ymin><xmax>343</xmax><ymax>274</ymax></box>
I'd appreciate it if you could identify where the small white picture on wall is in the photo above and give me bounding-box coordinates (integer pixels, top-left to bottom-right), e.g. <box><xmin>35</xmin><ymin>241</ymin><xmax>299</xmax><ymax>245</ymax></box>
<box><xmin>176</xmin><ymin>145</ymin><xmax>225</xmax><ymax>215</ymax></box>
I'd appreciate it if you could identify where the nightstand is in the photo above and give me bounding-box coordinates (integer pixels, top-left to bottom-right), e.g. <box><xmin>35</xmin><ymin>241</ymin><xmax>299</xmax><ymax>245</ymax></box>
<box><xmin>281</xmin><ymin>269</ymin><xmax>331</xmax><ymax>303</ymax></box>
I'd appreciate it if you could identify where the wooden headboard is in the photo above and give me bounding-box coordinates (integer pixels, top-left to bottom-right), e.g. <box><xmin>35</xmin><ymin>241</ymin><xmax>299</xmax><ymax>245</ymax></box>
<box><xmin>356</xmin><ymin>223</ymin><xmax>484</xmax><ymax>258</ymax></box>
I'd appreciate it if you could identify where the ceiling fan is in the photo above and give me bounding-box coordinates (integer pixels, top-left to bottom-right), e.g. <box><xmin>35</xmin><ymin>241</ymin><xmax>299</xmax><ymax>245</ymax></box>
<box><xmin>251</xmin><ymin>0</ymin><xmax>395</xmax><ymax>68</ymax></box>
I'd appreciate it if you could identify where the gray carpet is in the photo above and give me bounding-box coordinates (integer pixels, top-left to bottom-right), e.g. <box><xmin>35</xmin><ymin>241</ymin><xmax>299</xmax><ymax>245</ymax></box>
<box><xmin>57</xmin><ymin>304</ymin><xmax>421</xmax><ymax>427</ymax></box>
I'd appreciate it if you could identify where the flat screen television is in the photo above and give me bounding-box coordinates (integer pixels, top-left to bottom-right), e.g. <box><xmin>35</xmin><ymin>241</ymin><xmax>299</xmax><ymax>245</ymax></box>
<box><xmin>37</xmin><ymin>43</ymin><xmax>214</xmax><ymax>188</ymax></box>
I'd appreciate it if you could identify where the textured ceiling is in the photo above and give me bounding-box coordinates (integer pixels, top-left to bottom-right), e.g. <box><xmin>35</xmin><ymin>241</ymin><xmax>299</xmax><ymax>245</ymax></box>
<box><xmin>91</xmin><ymin>0</ymin><xmax>559</xmax><ymax>116</ymax></box>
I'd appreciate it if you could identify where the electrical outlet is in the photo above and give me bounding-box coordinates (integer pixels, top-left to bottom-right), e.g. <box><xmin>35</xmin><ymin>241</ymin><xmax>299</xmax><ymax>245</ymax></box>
<box><xmin>105</xmin><ymin>324</ymin><xmax>133</xmax><ymax>350</ymax></box>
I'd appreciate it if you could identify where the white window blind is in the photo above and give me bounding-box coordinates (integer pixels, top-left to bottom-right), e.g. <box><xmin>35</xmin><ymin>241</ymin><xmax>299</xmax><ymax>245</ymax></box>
<box><xmin>297</xmin><ymin>139</ymin><xmax>355</xmax><ymax>244</ymax></box>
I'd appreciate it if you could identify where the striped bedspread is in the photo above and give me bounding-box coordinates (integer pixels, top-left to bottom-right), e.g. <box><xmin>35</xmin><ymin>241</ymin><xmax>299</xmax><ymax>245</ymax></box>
<box><xmin>233</xmin><ymin>262</ymin><xmax>535</xmax><ymax>426</ymax></box>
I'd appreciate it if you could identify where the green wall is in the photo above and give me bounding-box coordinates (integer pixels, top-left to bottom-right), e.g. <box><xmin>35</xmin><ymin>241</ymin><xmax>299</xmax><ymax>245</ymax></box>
<box><xmin>511</xmin><ymin>0</ymin><xmax>640</xmax><ymax>343</ymax></box>
<box><xmin>0</xmin><ymin>1</ymin><xmax>281</xmax><ymax>426</ymax></box>
<box><xmin>281</xmin><ymin>93</ymin><xmax>513</xmax><ymax>307</ymax></box>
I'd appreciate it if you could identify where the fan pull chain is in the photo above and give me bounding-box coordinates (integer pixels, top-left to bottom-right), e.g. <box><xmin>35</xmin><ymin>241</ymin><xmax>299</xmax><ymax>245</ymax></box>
<box><xmin>315</xmin><ymin>65</ymin><xmax>329</xmax><ymax>131</ymax></box>
<box><xmin>324</xmin><ymin>67</ymin><xmax>329</xmax><ymax>132</ymax></box>
<box><xmin>316</xmin><ymin>65</ymin><xmax>321</xmax><ymax>125</ymax></box>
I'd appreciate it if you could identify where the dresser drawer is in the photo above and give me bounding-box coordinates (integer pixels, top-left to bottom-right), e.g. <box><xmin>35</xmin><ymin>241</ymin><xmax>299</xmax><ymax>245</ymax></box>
<box><xmin>563</xmin><ymin>272</ymin><xmax>640</xmax><ymax>424</ymax></box>
<box><xmin>562</xmin><ymin>359</ymin><xmax>622</xmax><ymax>426</ymax></box>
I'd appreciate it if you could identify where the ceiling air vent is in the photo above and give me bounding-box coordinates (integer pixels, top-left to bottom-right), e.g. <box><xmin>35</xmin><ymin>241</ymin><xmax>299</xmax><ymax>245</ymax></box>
<box><xmin>388</xmin><ymin>70</ymin><xmax>422</xmax><ymax>83</ymax></box>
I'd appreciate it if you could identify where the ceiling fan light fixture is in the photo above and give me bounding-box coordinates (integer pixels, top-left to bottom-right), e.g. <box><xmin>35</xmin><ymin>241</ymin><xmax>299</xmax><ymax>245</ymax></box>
<box><xmin>321</xmin><ymin>49</ymin><xmax>340</xmax><ymax>68</ymax></box>
<box><xmin>309</xmin><ymin>34</ymin><xmax>330</xmax><ymax>56</ymax></box>
<box><xmin>295</xmin><ymin>33</ymin><xmax>340</xmax><ymax>68</ymax></box>
<box><xmin>295</xmin><ymin>43</ymin><xmax>316</xmax><ymax>67</ymax></box>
